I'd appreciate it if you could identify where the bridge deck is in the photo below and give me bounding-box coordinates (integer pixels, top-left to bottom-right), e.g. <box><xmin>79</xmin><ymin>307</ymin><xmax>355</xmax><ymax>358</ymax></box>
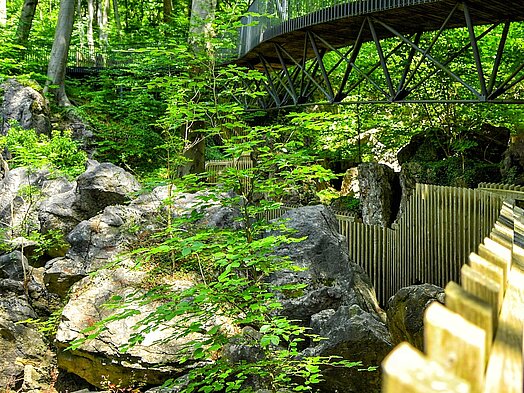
<box><xmin>235</xmin><ymin>0</ymin><xmax>524</xmax><ymax>68</ymax></box>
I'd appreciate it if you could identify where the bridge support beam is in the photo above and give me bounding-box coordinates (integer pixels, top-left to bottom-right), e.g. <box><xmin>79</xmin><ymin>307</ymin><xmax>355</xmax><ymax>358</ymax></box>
<box><xmin>235</xmin><ymin>2</ymin><xmax>524</xmax><ymax>110</ymax></box>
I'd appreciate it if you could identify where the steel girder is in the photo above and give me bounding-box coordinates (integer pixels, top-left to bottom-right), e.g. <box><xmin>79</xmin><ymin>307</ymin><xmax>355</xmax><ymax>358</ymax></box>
<box><xmin>234</xmin><ymin>3</ymin><xmax>524</xmax><ymax>110</ymax></box>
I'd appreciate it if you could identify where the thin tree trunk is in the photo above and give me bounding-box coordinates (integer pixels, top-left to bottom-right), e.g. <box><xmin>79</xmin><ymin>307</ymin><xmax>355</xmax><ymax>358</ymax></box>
<box><xmin>163</xmin><ymin>0</ymin><xmax>172</xmax><ymax>22</ymax></box>
<box><xmin>0</xmin><ymin>0</ymin><xmax>7</xmax><ymax>27</ymax></box>
<box><xmin>15</xmin><ymin>0</ymin><xmax>39</xmax><ymax>46</ymax></box>
<box><xmin>97</xmin><ymin>0</ymin><xmax>109</xmax><ymax>48</ymax></box>
<box><xmin>87</xmin><ymin>0</ymin><xmax>94</xmax><ymax>57</ymax></box>
<box><xmin>189</xmin><ymin>0</ymin><xmax>216</xmax><ymax>55</ymax></box>
<box><xmin>177</xmin><ymin>0</ymin><xmax>217</xmax><ymax>176</ymax></box>
<box><xmin>43</xmin><ymin>0</ymin><xmax>76</xmax><ymax>106</ymax></box>
<box><xmin>112</xmin><ymin>0</ymin><xmax>121</xmax><ymax>36</ymax></box>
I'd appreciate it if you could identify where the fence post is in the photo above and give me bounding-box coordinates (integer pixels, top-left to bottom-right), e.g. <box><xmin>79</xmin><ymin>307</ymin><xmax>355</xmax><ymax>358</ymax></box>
<box><xmin>424</xmin><ymin>302</ymin><xmax>486</xmax><ymax>392</ymax></box>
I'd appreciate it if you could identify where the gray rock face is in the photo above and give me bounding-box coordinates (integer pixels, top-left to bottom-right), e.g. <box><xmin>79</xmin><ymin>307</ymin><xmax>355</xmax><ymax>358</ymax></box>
<box><xmin>269</xmin><ymin>205</ymin><xmax>390</xmax><ymax>392</ymax></box>
<box><xmin>270</xmin><ymin>205</ymin><xmax>381</xmax><ymax>321</ymax></box>
<box><xmin>502</xmin><ymin>134</ymin><xmax>524</xmax><ymax>185</ymax></box>
<box><xmin>38</xmin><ymin>186</ymin><xmax>82</xmax><ymax>236</ymax></box>
<box><xmin>386</xmin><ymin>283</ymin><xmax>445</xmax><ymax>351</ymax></box>
<box><xmin>55</xmin><ymin>268</ymin><xmax>199</xmax><ymax>388</ymax></box>
<box><xmin>44</xmin><ymin>204</ymin><xmax>148</xmax><ymax>297</ymax></box>
<box><xmin>358</xmin><ymin>162</ymin><xmax>400</xmax><ymax>227</ymax></box>
<box><xmin>0</xmin><ymin>252</ymin><xmax>56</xmax><ymax>392</ymax></box>
<box><xmin>73</xmin><ymin>160</ymin><xmax>141</xmax><ymax>217</ymax></box>
<box><xmin>0</xmin><ymin>167</ymin><xmax>49</xmax><ymax>233</ymax></box>
<box><xmin>306</xmin><ymin>305</ymin><xmax>393</xmax><ymax>393</ymax></box>
<box><xmin>0</xmin><ymin>79</ymin><xmax>51</xmax><ymax>136</ymax></box>
<box><xmin>0</xmin><ymin>251</ymin><xmax>29</xmax><ymax>281</ymax></box>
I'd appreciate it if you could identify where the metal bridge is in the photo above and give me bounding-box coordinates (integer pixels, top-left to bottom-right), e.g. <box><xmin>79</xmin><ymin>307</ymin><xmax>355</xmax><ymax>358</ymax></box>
<box><xmin>229</xmin><ymin>0</ymin><xmax>524</xmax><ymax>109</ymax></box>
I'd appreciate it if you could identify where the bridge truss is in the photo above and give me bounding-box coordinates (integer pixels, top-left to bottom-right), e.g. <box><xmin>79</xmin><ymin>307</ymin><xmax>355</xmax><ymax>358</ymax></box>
<box><xmin>231</xmin><ymin>1</ymin><xmax>524</xmax><ymax>109</ymax></box>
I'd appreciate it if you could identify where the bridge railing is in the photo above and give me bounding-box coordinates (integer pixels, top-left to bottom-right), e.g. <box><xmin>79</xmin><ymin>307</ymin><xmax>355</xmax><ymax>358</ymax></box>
<box><xmin>237</xmin><ymin>0</ymin><xmax>440</xmax><ymax>59</ymax></box>
<box><xmin>383</xmin><ymin>199</ymin><xmax>524</xmax><ymax>393</ymax></box>
<box><xmin>22</xmin><ymin>43</ymin><xmax>165</xmax><ymax>74</ymax></box>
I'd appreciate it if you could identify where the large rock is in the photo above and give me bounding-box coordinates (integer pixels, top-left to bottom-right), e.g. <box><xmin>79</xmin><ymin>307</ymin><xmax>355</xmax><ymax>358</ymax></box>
<box><xmin>270</xmin><ymin>205</ymin><xmax>381</xmax><ymax>321</ymax></box>
<box><xmin>55</xmin><ymin>268</ymin><xmax>203</xmax><ymax>388</ymax></box>
<box><xmin>38</xmin><ymin>186</ymin><xmax>83</xmax><ymax>237</ymax></box>
<box><xmin>386</xmin><ymin>284</ymin><xmax>445</xmax><ymax>351</ymax></box>
<box><xmin>0</xmin><ymin>167</ymin><xmax>50</xmax><ymax>233</ymax></box>
<box><xmin>0</xmin><ymin>251</ymin><xmax>30</xmax><ymax>281</ymax></box>
<box><xmin>0</xmin><ymin>252</ymin><xmax>55</xmax><ymax>392</ymax></box>
<box><xmin>306</xmin><ymin>305</ymin><xmax>393</xmax><ymax>393</ymax></box>
<box><xmin>73</xmin><ymin>160</ymin><xmax>141</xmax><ymax>217</ymax></box>
<box><xmin>501</xmin><ymin>134</ymin><xmax>524</xmax><ymax>185</ymax></box>
<box><xmin>358</xmin><ymin>162</ymin><xmax>401</xmax><ymax>227</ymax></box>
<box><xmin>0</xmin><ymin>79</ymin><xmax>51</xmax><ymax>136</ymax></box>
<box><xmin>269</xmin><ymin>205</ymin><xmax>390</xmax><ymax>392</ymax></box>
<box><xmin>44</xmin><ymin>204</ymin><xmax>150</xmax><ymax>297</ymax></box>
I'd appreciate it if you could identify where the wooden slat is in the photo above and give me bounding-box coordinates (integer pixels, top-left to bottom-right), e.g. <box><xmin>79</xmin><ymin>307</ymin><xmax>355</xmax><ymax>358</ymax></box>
<box><xmin>445</xmin><ymin>281</ymin><xmax>494</xmax><ymax>358</ymax></box>
<box><xmin>468</xmin><ymin>253</ymin><xmax>505</xmax><ymax>293</ymax></box>
<box><xmin>483</xmin><ymin>262</ymin><xmax>524</xmax><ymax>393</ymax></box>
<box><xmin>425</xmin><ymin>302</ymin><xmax>487</xmax><ymax>392</ymax></box>
<box><xmin>461</xmin><ymin>264</ymin><xmax>502</xmax><ymax>329</ymax></box>
<box><xmin>382</xmin><ymin>342</ymin><xmax>471</xmax><ymax>393</ymax></box>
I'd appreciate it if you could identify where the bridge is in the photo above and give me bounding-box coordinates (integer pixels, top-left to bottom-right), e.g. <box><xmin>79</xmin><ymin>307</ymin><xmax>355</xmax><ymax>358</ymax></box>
<box><xmin>229</xmin><ymin>0</ymin><xmax>524</xmax><ymax>109</ymax></box>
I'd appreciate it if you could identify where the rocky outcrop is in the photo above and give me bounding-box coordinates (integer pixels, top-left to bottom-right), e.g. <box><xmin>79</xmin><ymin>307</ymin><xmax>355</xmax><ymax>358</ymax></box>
<box><xmin>306</xmin><ymin>305</ymin><xmax>393</xmax><ymax>393</ymax></box>
<box><xmin>501</xmin><ymin>134</ymin><xmax>524</xmax><ymax>185</ymax></box>
<box><xmin>269</xmin><ymin>205</ymin><xmax>391</xmax><ymax>392</ymax></box>
<box><xmin>0</xmin><ymin>79</ymin><xmax>51</xmax><ymax>136</ymax></box>
<box><xmin>73</xmin><ymin>160</ymin><xmax>141</xmax><ymax>217</ymax></box>
<box><xmin>55</xmin><ymin>268</ymin><xmax>202</xmax><ymax>388</ymax></box>
<box><xmin>386</xmin><ymin>284</ymin><xmax>445</xmax><ymax>351</ymax></box>
<box><xmin>358</xmin><ymin>162</ymin><xmax>401</xmax><ymax>227</ymax></box>
<box><xmin>0</xmin><ymin>168</ymin><xmax>50</xmax><ymax>234</ymax></box>
<box><xmin>0</xmin><ymin>251</ymin><xmax>56</xmax><ymax>392</ymax></box>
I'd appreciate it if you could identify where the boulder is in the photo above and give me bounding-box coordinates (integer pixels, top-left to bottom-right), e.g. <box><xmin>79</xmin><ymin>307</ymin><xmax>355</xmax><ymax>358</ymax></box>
<box><xmin>466</xmin><ymin>124</ymin><xmax>510</xmax><ymax>163</ymax></box>
<box><xmin>306</xmin><ymin>305</ymin><xmax>393</xmax><ymax>393</ymax></box>
<box><xmin>501</xmin><ymin>134</ymin><xmax>524</xmax><ymax>185</ymax></box>
<box><xmin>269</xmin><ymin>205</ymin><xmax>390</xmax><ymax>392</ymax></box>
<box><xmin>0</xmin><ymin>251</ymin><xmax>30</xmax><ymax>281</ymax></box>
<box><xmin>0</xmin><ymin>167</ymin><xmax>50</xmax><ymax>233</ymax></box>
<box><xmin>55</xmin><ymin>268</ymin><xmax>202</xmax><ymax>388</ymax></box>
<box><xmin>0</xmin><ymin>79</ymin><xmax>51</xmax><ymax>136</ymax></box>
<box><xmin>340</xmin><ymin>167</ymin><xmax>359</xmax><ymax>197</ymax></box>
<box><xmin>0</xmin><ymin>293</ymin><xmax>54</xmax><ymax>392</ymax></box>
<box><xmin>0</xmin><ymin>252</ymin><xmax>56</xmax><ymax>392</ymax></box>
<box><xmin>397</xmin><ymin>131</ymin><xmax>447</xmax><ymax>165</ymax></box>
<box><xmin>386</xmin><ymin>284</ymin><xmax>445</xmax><ymax>351</ymax></box>
<box><xmin>73</xmin><ymin>160</ymin><xmax>141</xmax><ymax>217</ymax></box>
<box><xmin>38</xmin><ymin>186</ymin><xmax>83</xmax><ymax>237</ymax></box>
<box><xmin>44</xmin><ymin>204</ymin><xmax>148</xmax><ymax>297</ymax></box>
<box><xmin>270</xmin><ymin>205</ymin><xmax>381</xmax><ymax>321</ymax></box>
<box><xmin>358</xmin><ymin>162</ymin><xmax>401</xmax><ymax>227</ymax></box>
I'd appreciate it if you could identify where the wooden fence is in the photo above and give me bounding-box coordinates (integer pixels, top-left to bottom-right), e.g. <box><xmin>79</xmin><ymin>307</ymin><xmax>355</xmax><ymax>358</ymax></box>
<box><xmin>341</xmin><ymin>184</ymin><xmax>503</xmax><ymax>305</ymax></box>
<box><xmin>382</xmin><ymin>198</ymin><xmax>524</xmax><ymax>393</ymax></box>
<box><xmin>205</xmin><ymin>155</ymin><xmax>253</xmax><ymax>185</ymax></box>
<box><xmin>204</xmin><ymin>159</ymin><xmax>507</xmax><ymax>305</ymax></box>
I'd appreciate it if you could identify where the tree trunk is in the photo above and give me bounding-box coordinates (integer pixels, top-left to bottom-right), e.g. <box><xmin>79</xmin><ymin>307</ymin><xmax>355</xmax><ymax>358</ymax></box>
<box><xmin>15</xmin><ymin>0</ymin><xmax>39</xmax><ymax>46</ymax></box>
<box><xmin>189</xmin><ymin>0</ymin><xmax>216</xmax><ymax>55</ymax></box>
<box><xmin>163</xmin><ymin>0</ymin><xmax>172</xmax><ymax>22</ymax></box>
<box><xmin>177</xmin><ymin>0</ymin><xmax>217</xmax><ymax>176</ymax></box>
<box><xmin>43</xmin><ymin>0</ymin><xmax>76</xmax><ymax>106</ymax></box>
<box><xmin>113</xmin><ymin>0</ymin><xmax>121</xmax><ymax>35</ymax></box>
<box><xmin>97</xmin><ymin>0</ymin><xmax>110</xmax><ymax>48</ymax></box>
<box><xmin>87</xmin><ymin>0</ymin><xmax>94</xmax><ymax>53</ymax></box>
<box><xmin>0</xmin><ymin>0</ymin><xmax>7</xmax><ymax>27</ymax></box>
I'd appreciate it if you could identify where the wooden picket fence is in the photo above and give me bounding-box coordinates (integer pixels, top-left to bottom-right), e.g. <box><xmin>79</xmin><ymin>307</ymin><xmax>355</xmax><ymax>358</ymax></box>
<box><xmin>342</xmin><ymin>184</ymin><xmax>503</xmax><ymax>305</ymax></box>
<box><xmin>205</xmin><ymin>155</ymin><xmax>253</xmax><ymax>185</ymax></box>
<box><xmin>382</xmin><ymin>197</ymin><xmax>524</xmax><ymax>393</ymax></box>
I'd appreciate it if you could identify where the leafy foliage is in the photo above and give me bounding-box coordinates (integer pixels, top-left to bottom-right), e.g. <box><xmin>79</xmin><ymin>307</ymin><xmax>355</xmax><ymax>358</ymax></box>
<box><xmin>0</xmin><ymin>126</ymin><xmax>87</xmax><ymax>178</ymax></box>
